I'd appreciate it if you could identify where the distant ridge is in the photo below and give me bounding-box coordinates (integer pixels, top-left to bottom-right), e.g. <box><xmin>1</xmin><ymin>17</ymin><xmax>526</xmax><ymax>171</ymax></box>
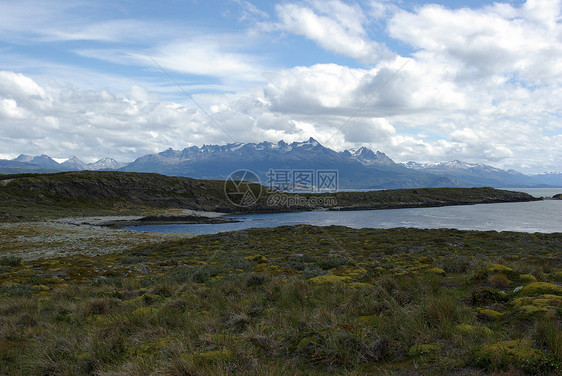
<box><xmin>0</xmin><ymin>154</ymin><xmax>125</xmax><ymax>174</ymax></box>
<box><xmin>119</xmin><ymin>138</ymin><xmax>560</xmax><ymax>189</ymax></box>
<box><xmin>2</xmin><ymin>139</ymin><xmax>561</xmax><ymax>188</ymax></box>
<box><xmin>120</xmin><ymin>138</ymin><xmax>458</xmax><ymax>189</ymax></box>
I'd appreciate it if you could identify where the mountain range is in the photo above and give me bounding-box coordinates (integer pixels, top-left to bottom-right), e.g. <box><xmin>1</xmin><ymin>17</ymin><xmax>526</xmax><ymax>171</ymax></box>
<box><xmin>1</xmin><ymin>138</ymin><xmax>561</xmax><ymax>189</ymax></box>
<box><xmin>0</xmin><ymin>154</ymin><xmax>125</xmax><ymax>174</ymax></box>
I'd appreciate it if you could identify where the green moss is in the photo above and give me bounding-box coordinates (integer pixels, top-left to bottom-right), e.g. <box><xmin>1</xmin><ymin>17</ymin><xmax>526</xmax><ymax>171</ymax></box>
<box><xmin>408</xmin><ymin>343</ymin><xmax>442</xmax><ymax>357</ymax></box>
<box><xmin>518</xmin><ymin>274</ymin><xmax>537</xmax><ymax>283</ymax></box>
<box><xmin>254</xmin><ymin>263</ymin><xmax>277</xmax><ymax>272</ymax></box>
<box><xmin>512</xmin><ymin>294</ymin><xmax>562</xmax><ymax>308</ymax></box>
<box><xmin>519</xmin><ymin>282</ymin><xmax>562</xmax><ymax>296</ymax></box>
<box><xmin>358</xmin><ymin>315</ymin><xmax>379</xmax><ymax>326</ymax></box>
<box><xmin>486</xmin><ymin>264</ymin><xmax>513</xmax><ymax>273</ymax></box>
<box><xmin>428</xmin><ymin>267</ymin><xmax>446</xmax><ymax>276</ymax></box>
<box><xmin>552</xmin><ymin>271</ymin><xmax>562</xmax><ymax>282</ymax></box>
<box><xmin>347</xmin><ymin>282</ymin><xmax>373</xmax><ymax>289</ymax></box>
<box><xmin>455</xmin><ymin>324</ymin><xmax>493</xmax><ymax>336</ymax></box>
<box><xmin>130</xmin><ymin>337</ymin><xmax>171</xmax><ymax>357</ymax></box>
<box><xmin>296</xmin><ymin>336</ymin><xmax>319</xmax><ymax>351</ymax></box>
<box><xmin>307</xmin><ymin>274</ymin><xmax>351</xmax><ymax>284</ymax></box>
<box><xmin>85</xmin><ymin>314</ymin><xmax>120</xmax><ymax>326</ymax></box>
<box><xmin>31</xmin><ymin>284</ymin><xmax>50</xmax><ymax>292</ymax></box>
<box><xmin>478</xmin><ymin>309</ymin><xmax>503</xmax><ymax>320</ymax></box>
<box><xmin>75</xmin><ymin>352</ymin><xmax>94</xmax><ymax>362</ymax></box>
<box><xmin>329</xmin><ymin>266</ymin><xmax>367</xmax><ymax>278</ymax></box>
<box><xmin>130</xmin><ymin>306</ymin><xmax>158</xmax><ymax>318</ymax></box>
<box><xmin>516</xmin><ymin>305</ymin><xmax>549</xmax><ymax>317</ymax></box>
<box><xmin>244</xmin><ymin>254</ymin><xmax>268</xmax><ymax>264</ymax></box>
<box><xmin>471</xmin><ymin>339</ymin><xmax>556</xmax><ymax>373</ymax></box>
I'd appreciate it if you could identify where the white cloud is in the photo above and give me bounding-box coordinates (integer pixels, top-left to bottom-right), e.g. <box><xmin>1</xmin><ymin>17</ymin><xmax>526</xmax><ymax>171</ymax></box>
<box><xmin>234</xmin><ymin>0</ymin><xmax>270</xmax><ymax>22</ymax></box>
<box><xmin>272</xmin><ymin>0</ymin><xmax>392</xmax><ymax>63</ymax></box>
<box><xmin>0</xmin><ymin>71</ymin><xmax>47</xmax><ymax>101</ymax></box>
<box><xmin>74</xmin><ymin>33</ymin><xmax>270</xmax><ymax>89</ymax></box>
<box><xmin>0</xmin><ymin>71</ymin><xmax>213</xmax><ymax>160</ymax></box>
<box><xmin>387</xmin><ymin>2</ymin><xmax>562</xmax><ymax>83</ymax></box>
<box><xmin>1</xmin><ymin>1</ymin><xmax>562</xmax><ymax>174</ymax></box>
<box><xmin>0</xmin><ymin>98</ymin><xmax>27</xmax><ymax>120</ymax></box>
<box><xmin>0</xmin><ymin>0</ymin><xmax>174</xmax><ymax>44</ymax></box>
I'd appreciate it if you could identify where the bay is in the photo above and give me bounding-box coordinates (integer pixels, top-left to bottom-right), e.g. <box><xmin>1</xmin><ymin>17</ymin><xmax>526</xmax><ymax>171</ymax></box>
<box><xmin>125</xmin><ymin>199</ymin><xmax>562</xmax><ymax>235</ymax></box>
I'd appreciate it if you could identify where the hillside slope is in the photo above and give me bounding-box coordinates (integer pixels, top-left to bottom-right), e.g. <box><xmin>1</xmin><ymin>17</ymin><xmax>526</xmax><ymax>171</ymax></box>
<box><xmin>0</xmin><ymin>171</ymin><xmax>538</xmax><ymax>220</ymax></box>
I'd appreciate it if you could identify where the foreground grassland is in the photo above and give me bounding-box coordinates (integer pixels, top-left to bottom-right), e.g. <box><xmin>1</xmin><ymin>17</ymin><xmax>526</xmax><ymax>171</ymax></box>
<box><xmin>1</xmin><ymin>225</ymin><xmax>561</xmax><ymax>375</ymax></box>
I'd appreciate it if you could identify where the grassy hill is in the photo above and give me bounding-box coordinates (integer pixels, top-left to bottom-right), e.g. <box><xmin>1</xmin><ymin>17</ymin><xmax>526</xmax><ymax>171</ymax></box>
<box><xmin>0</xmin><ymin>171</ymin><xmax>537</xmax><ymax>220</ymax></box>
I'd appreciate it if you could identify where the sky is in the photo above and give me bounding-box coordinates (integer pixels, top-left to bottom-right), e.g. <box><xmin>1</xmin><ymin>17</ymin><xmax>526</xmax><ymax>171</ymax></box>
<box><xmin>0</xmin><ymin>0</ymin><xmax>561</xmax><ymax>173</ymax></box>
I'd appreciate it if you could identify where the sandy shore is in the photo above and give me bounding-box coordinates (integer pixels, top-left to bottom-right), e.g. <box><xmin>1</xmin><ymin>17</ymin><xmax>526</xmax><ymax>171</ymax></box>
<box><xmin>0</xmin><ymin>219</ymin><xmax>190</xmax><ymax>261</ymax></box>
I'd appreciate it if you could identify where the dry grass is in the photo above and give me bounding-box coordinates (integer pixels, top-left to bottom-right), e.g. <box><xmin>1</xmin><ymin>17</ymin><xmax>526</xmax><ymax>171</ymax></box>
<box><xmin>0</xmin><ymin>224</ymin><xmax>560</xmax><ymax>375</ymax></box>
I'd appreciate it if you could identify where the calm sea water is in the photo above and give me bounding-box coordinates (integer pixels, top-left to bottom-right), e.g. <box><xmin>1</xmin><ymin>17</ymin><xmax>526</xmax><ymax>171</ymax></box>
<box><xmin>125</xmin><ymin>199</ymin><xmax>562</xmax><ymax>235</ymax></box>
<box><xmin>500</xmin><ymin>188</ymin><xmax>561</xmax><ymax>198</ymax></box>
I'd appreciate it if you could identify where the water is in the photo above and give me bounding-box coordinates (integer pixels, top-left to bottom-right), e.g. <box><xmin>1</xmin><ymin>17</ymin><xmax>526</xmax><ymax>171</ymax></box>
<box><xmin>125</xmin><ymin>199</ymin><xmax>562</xmax><ymax>235</ymax></box>
<box><xmin>500</xmin><ymin>187</ymin><xmax>561</xmax><ymax>198</ymax></box>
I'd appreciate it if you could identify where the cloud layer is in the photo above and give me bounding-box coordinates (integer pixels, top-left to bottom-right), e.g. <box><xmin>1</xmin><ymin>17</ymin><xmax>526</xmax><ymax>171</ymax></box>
<box><xmin>0</xmin><ymin>0</ymin><xmax>561</xmax><ymax>173</ymax></box>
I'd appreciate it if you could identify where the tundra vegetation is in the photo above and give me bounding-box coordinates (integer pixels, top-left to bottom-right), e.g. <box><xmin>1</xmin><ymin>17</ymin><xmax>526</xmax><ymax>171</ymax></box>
<box><xmin>0</xmin><ymin>172</ymin><xmax>560</xmax><ymax>375</ymax></box>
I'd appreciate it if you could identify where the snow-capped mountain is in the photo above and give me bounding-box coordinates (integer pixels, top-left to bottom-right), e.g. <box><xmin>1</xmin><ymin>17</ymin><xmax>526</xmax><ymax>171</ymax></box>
<box><xmin>2</xmin><ymin>139</ymin><xmax>559</xmax><ymax>188</ymax></box>
<box><xmin>88</xmin><ymin>158</ymin><xmax>125</xmax><ymax>170</ymax></box>
<box><xmin>14</xmin><ymin>154</ymin><xmax>60</xmax><ymax>169</ymax></box>
<box><xmin>121</xmin><ymin>138</ymin><xmax>459</xmax><ymax>189</ymax></box>
<box><xmin>61</xmin><ymin>156</ymin><xmax>89</xmax><ymax>171</ymax></box>
<box><xmin>530</xmin><ymin>172</ymin><xmax>562</xmax><ymax>187</ymax></box>
<box><xmin>348</xmin><ymin>147</ymin><xmax>396</xmax><ymax>166</ymax></box>
<box><xmin>121</xmin><ymin>139</ymin><xmax>560</xmax><ymax>188</ymax></box>
<box><xmin>403</xmin><ymin>160</ymin><xmax>538</xmax><ymax>187</ymax></box>
<box><xmin>0</xmin><ymin>155</ymin><xmax>124</xmax><ymax>173</ymax></box>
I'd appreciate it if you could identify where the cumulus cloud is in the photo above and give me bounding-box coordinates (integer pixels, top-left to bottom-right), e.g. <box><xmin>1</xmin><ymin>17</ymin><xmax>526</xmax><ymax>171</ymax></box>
<box><xmin>0</xmin><ymin>72</ymin><xmax>210</xmax><ymax>161</ymax></box>
<box><xmin>388</xmin><ymin>2</ymin><xmax>562</xmax><ymax>83</ymax></box>
<box><xmin>272</xmin><ymin>0</ymin><xmax>392</xmax><ymax>63</ymax></box>
<box><xmin>1</xmin><ymin>0</ymin><xmax>562</xmax><ymax>173</ymax></box>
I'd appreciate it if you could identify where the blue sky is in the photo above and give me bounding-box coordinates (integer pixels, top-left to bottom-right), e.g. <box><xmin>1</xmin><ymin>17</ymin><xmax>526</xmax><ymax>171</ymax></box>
<box><xmin>0</xmin><ymin>0</ymin><xmax>561</xmax><ymax>173</ymax></box>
